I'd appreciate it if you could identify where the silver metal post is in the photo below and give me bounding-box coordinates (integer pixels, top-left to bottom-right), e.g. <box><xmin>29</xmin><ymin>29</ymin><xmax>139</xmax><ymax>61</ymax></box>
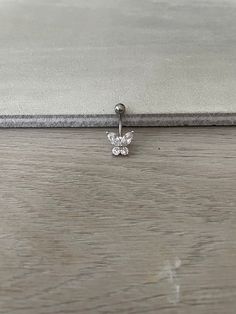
<box><xmin>118</xmin><ymin>114</ymin><xmax>122</xmax><ymax>136</ymax></box>
<box><xmin>115</xmin><ymin>103</ymin><xmax>126</xmax><ymax>137</ymax></box>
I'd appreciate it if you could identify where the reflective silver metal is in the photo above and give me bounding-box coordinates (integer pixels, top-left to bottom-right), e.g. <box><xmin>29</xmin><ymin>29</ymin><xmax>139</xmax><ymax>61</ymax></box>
<box><xmin>114</xmin><ymin>103</ymin><xmax>126</xmax><ymax>115</ymax></box>
<box><xmin>106</xmin><ymin>104</ymin><xmax>134</xmax><ymax>156</ymax></box>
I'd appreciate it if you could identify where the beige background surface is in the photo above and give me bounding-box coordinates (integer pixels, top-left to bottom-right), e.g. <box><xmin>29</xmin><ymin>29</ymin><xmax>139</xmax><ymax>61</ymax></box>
<box><xmin>0</xmin><ymin>127</ymin><xmax>236</xmax><ymax>313</ymax></box>
<box><xmin>0</xmin><ymin>0</ymin><xmax>236</xmax><ymax>115</ymax></box>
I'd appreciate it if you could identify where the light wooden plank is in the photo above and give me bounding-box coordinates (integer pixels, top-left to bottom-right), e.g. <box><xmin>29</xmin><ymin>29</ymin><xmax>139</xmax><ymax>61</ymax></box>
<box><xmin>0</xmin><ymin>127</ymin><xmax>236</xmax><ymax>313</ymax></box>
<box><xmin>1</xmin><ymin>0</ymin><xmax>236</xmax><ymax>114</ymax></box>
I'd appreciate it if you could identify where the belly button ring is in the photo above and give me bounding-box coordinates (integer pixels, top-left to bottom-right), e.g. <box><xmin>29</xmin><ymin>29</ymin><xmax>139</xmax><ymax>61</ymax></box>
<box><xmin>106</xmin><ymin>103</ymin><xmax>134</xmax><ymax>156</ymax></box>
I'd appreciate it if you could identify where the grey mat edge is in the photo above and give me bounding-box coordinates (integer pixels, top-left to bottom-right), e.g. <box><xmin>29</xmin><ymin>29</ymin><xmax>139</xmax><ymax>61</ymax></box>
<box><xmin>0</xmin><ymin>113</ymin><xmax>236</xmax><ymax>128</ymax></box>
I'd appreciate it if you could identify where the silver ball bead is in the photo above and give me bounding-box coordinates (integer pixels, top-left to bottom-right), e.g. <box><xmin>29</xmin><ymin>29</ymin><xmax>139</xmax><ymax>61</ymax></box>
<box><xmin>114</xmin><ymin>103</ymin><xmax>126</xmax><ymax>115</ymax></box>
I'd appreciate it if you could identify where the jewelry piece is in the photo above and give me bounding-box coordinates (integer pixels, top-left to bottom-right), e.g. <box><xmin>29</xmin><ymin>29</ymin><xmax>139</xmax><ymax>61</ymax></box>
<box><xmin>106</xmin><ymin>103</ymin><xmax>134</xmax><ymax>156</ymax></box>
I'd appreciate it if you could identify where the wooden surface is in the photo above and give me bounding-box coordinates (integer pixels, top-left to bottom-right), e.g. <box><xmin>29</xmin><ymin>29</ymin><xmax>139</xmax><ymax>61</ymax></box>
<box><xmin>0</xmin><ymin>127</ymin><xmax>236</xmax><ymax>314</ymax></box>
<box><xmin>1</xmin><ymin>0</ymin><xmax>236</xmax><ymax>115</ymax></box>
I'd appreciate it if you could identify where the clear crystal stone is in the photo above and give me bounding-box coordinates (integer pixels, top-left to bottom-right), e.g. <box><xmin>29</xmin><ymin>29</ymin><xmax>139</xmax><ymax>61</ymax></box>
<box><xmin>107</xmin><ymin>132</ymin><xmax>117</xmax><ymax>145</ymax></box>
<box><xmin>112</xmin><ymin>147</ymin><xmax>121</xmax><ymax>156</ymax></box>
<box><xmin>107</xmin><ymin>133</ymin><xmax>123</xmax><ymax>146</ymax></box>
<box><xmin>107</xmin><ymin>131</ymin><xmax>134</xmax><ymax>151</ymax></box>
<box><xmin>121</xmin><ymin>132</ymin><xmax>134</xmax><ymax>146</ymax></box>
<box><xmin>121</xmin><ymin>147</ymin><xmax>129</xmax><ymax>155</ymax></box>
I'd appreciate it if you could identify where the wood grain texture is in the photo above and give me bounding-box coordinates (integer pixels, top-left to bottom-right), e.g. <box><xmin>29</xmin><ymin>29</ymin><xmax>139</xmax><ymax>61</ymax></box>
<box><xmin>1</xmin><ymin>0</ymin><xmax>236</xmax><ymax>115</ymax></box>
<box><xmin>0</xmin><ymin>127</ymin><xmax>236</xmax><ymax>314</ymax></box>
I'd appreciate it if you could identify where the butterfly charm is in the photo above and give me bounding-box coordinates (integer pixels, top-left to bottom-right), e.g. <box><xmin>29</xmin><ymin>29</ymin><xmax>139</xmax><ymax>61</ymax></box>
<box><xmin>106</xmin><ymin>131</ymin><xmax>134</xmax><ymax>156</ymax></box>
